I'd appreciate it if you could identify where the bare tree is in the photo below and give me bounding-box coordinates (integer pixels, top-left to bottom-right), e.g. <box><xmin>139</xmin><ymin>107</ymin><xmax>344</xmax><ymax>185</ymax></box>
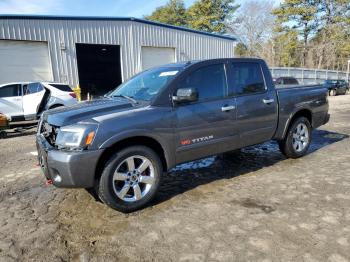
<box><xmin>228</xmin><ymin>0</ymin><xmax>275</xmax><ymax>58</ymax></box>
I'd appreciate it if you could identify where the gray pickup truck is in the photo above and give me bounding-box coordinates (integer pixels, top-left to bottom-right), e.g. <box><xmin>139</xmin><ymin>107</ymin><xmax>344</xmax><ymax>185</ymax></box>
<box><xmin>36</xmin><ymin>58</ymin><xmax>330</xmax><ymax>212</ymax></box>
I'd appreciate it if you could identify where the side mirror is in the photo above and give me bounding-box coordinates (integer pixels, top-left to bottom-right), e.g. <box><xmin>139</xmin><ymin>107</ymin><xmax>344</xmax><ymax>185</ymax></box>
<box><xmin>172</xmin><ymin>88</ymin><xmax>198</xmax><ymax>103</ymax></box>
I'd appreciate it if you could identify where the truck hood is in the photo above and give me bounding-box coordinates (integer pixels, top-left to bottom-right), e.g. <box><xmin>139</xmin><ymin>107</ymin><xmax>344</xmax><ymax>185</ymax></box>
<box><xmin>42</xmin><ymin>98</ymin><xmax>135</xmax><ymax>126</ymax></box>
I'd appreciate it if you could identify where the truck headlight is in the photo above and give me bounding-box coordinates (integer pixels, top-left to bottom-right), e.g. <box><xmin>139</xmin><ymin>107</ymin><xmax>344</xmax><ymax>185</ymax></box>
<box><xmin>56</xmin><ymin>124</ymin><xmax>97</xmax><ymax>150</ymax></box>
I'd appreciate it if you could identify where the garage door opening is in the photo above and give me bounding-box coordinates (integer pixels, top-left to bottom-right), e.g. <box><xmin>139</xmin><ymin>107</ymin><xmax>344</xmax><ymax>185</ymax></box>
<box><xmin>0</xmin><ymin>40</ymin><xmax>52</xmax><ymax>84</ymax></box>
<box><xmin>141</xmin><ymin>46</ymin><xmax>175</xmax><ymax>70</ymax></box>
<box><xmin>76</xmin><ymin>44</ymin><xmax>122</xmax><ymax>99</ymax></box>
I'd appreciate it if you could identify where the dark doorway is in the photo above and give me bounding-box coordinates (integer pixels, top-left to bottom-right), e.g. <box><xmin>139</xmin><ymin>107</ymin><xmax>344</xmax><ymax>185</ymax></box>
<box><xmin>76</xmin><ymin>43</ymin><xmax>122</xmax><ymax>99</ymax></box>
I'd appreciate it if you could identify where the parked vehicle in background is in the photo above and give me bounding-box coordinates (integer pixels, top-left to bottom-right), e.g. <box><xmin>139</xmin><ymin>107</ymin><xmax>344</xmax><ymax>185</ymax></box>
<box><xmin>337</xmin><ymin>80</ymin><xmax>349</xmax><ymax>94</ymax></box>
<box><xmin>36</xmin><ymin>58</ymin><xmax>330</xmax><ymax>213</ymax></box>
<box><xmin>273</xmin><ymin>77</ymin><xmax>299</xmax><ymax>86</ymax></box>
<box><xmin>0</xmin><ymin>82</ymin><xmax>77</xmax><ymax>122</ymax></box>
<box><xmin>323</xmin><ymin>79</ymin><xmax>348</xmax><ymax>96</ymax></box>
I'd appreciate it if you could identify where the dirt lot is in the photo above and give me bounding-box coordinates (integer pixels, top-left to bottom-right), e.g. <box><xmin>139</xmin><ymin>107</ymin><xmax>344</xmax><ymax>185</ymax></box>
<box><xmin>0</xmin><ymin>95</ymin><xmax>350</xmax><ymax>262</ymax></box>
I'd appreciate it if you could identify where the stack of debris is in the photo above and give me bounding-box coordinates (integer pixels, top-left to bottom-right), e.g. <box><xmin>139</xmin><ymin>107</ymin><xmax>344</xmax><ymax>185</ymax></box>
<box><xmin>0</xmin><ymin>114</ymin><xmax>9</xmax><ymax>138</ymax></box>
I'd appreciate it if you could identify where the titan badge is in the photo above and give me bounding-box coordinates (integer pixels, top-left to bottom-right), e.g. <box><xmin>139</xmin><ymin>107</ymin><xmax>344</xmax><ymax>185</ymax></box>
<box><xmin>181</xmin><ymin>135</ymin><xmax>214</xmax><ymax>145</ymax></box>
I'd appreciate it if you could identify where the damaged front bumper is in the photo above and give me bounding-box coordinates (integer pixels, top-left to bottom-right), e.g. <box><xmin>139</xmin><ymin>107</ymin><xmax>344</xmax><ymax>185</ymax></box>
<box><xmin>36</xmin><ymin>134</ymin><xmax>103</xmax><ymax>188</ymax></box>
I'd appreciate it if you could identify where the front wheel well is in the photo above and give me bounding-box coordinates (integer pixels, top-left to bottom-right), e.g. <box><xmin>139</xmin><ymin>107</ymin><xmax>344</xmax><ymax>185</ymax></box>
<box><xmin>94</xmin><ymin>136</ymin><xmax>167</xmax><ymax>182</ymax></box>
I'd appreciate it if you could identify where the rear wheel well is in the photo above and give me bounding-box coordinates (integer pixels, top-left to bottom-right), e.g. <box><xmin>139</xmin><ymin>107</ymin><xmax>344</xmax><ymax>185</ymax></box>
<box><xmin>286</xmin><ymin>109</ymin><xmax>312</xmax><ymax>137</ymax></box>
<box><xmin>94</xmin><ymin>136</ymin><xmax>167</xmax><ymax>182</ymax></box>
<box><xmin>291</xmin><ymin>109</ymin><xmax>312</xmax><ymax>125</ymax></box>
<box><xmin>49</xmin><ymin>104</ymin><xmax>64</xmax><ymax>109</ymax></box>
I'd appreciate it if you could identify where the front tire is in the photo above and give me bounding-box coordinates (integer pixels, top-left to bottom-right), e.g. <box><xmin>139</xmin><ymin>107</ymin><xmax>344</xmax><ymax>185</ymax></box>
<box><xmin>278</xmin><ymin>117</ymin><xmax>312</xmax><ymax>158</ymax></box>
<box><xmin>97</xmin><ymin>146</ymin><xmax>162</xmax><ymax>213</ymax></box>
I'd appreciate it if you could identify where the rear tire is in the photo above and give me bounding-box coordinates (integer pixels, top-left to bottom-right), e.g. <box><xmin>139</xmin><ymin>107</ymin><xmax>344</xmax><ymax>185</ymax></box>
<box><xmin>329</xmin><ymin>89</ymin><xmax>337</xmax><ymax>96</ymax></box>
<box><xmin>97</xmin><ymin>146</ymin><xmax>162</xmax><ymax>213</ymax></box>
<box><xmin>278</xmin><ymin>117</ymin><xmax>312</xmax><ymax>159</ymax></box>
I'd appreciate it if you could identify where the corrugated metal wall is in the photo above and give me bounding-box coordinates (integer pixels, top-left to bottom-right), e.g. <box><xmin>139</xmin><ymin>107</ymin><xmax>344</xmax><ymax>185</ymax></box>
<box><xmin>0</xmin><ymin>18</ymin><xmax>236</xmax><ymax>87</ymax></box>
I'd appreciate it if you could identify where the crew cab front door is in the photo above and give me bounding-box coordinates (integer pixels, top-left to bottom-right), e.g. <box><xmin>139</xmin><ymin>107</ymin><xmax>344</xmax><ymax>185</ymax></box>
<box><xmin>22</xmin><ymin>82</ymin><xmax>45</xmax><ymax>120</ymax></box>
<box><xmin>174</xmin><ymin>63</ymin><xmax>239</xmax><ymax>164</ymax></box>
<box><xmin>228</xmin><ymin>61</ymin><xmax>278</xmax><ymax>147</ymax></box>
<box><xmin>0</xmin><ymin>84</ymin><xmax>23</xmax><ymax>120</ymax></box>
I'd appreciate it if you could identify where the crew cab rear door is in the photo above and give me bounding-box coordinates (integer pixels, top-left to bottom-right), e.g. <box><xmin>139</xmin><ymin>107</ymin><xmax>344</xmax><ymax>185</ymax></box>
<box><xmin>22</xmin><ymin>82</ymin><xmax>45</xmax><ymax>120</ymax></box>
<box><xmin>174</xmin><ymin>62</ymin><xmax>239</xmax><ymax>164</ymax></box>
<box><xmin>227</xmin><ymin>61</ymin><xmax>278</xmax><ymax>146</ymax></box>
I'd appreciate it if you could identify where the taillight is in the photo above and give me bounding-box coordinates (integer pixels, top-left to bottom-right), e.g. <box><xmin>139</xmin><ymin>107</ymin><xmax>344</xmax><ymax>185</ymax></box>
<box><xmin>69</xmin><ymin>92</ymin><xmax>77</xmax><ymax>99</ymax></box>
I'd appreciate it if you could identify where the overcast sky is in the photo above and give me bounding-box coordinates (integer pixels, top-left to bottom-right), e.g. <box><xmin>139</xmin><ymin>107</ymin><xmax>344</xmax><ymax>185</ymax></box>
<box><xmin>0</xmin><ymin>0</ymin><xmax>280</xmax><ymax>18</ymax></box>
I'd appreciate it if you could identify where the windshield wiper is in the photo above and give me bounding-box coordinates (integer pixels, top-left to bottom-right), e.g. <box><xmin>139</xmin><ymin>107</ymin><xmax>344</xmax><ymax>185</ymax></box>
<box><xmin>111</xmin><ymin>94</ymin><xmax>138</xmax><ymax>104</ymax></box>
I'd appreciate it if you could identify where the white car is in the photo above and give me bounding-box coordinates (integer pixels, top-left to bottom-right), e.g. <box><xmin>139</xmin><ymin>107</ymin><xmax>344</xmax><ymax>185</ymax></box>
<box><xmin>0</xmin><ymin>82</ymin><xmax>77</xmax><ymax>122</ymax></box>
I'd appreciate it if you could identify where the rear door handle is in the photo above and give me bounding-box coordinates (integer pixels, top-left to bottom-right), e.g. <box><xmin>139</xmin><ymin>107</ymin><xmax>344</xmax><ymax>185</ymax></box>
<box><xmin>262</xmin><ymin>98</ymin><xmax>274</xmax><ymax>104</ymax></box>
<box><xmin>221</xmin><ymin>105</ymin><xmax>235</xmax><ymax>112</ymax></box>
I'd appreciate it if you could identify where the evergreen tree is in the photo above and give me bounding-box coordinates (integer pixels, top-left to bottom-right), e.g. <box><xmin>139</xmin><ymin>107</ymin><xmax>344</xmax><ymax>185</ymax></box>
<box><xmin>187</xmin><ymin>0</ymin><xmax>239</xmax><ymax>33</ymax></box>
<box><xmin>145</xmin><ymin>0</ymin><xmax>187</xmax><ymax>27</ymax></box>
<box><xmin>273</xmin><ymin>0</ymin><xmax>319</xmax><ymax>66</ymax></box>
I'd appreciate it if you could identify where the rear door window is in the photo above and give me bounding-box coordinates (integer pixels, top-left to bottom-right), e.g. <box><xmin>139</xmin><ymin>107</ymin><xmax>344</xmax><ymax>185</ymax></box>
<box><xmin>50</xmin><ymin>84</ymin><xmax>72</xmax><ymax>92</ymax></box>
<box><xmin>229</xmin><ymin>62</ymin><xmax>266</xmax><ymax>95</ymax></box>
<box><xmin>0</xmin><ymin>84</ymin><xmax>21</xmax><ymax>97</ymax></box>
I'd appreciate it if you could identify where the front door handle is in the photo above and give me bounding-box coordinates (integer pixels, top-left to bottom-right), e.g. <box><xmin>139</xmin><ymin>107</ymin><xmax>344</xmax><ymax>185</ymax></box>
<box><xmin>221</xmin><ymin>105</ymin><xmax>235</xmax><ymax>112</ymax></box>
<box><xmin>262</xmin><ymin>98</ymin><xmax>275</xmax><ymax>104</ymax></box>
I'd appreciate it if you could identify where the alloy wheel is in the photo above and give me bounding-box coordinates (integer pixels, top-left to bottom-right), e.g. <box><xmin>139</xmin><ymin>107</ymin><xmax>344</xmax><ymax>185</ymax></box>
<box><xmin>292</xmin><ymin>123</ymin><xmax>309</xmax><ymax>152</ymax></box>
<box><xmin>112</xmin><ymin>155</ymin><xmax>155</xmax><ymax>202</ymax></box>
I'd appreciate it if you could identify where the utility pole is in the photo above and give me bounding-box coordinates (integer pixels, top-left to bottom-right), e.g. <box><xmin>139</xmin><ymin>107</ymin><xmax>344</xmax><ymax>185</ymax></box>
<box><xmin>347</xmin><ymin>59</ymin><xmax>350</xmax><ymax>82</ymax></box>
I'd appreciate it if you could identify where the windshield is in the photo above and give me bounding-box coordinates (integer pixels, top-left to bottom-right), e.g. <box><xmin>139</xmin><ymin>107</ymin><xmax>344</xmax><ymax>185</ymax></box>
<box><xmin>108</xmin><ymin>67</ymin><xmax>181</xmax><ymax>101</ymax></box>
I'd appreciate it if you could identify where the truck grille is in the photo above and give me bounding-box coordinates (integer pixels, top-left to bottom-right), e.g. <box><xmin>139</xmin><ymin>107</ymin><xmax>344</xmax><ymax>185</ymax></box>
<box><xmin>39</xmin><ymin>119</ymin><xmax>58</xmax><ymax>146</ymax></box>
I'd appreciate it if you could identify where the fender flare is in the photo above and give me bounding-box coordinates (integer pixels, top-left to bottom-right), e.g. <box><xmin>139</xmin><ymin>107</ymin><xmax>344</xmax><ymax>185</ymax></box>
<box><xmin>99</xmin><ymin>129</ymin><xmax>175</xmax><ymax>169</ymax></box>
<box><xmin>280</xmin><ymin>106</ymin><xmax>313</xmax><ymax>140</ymax></box>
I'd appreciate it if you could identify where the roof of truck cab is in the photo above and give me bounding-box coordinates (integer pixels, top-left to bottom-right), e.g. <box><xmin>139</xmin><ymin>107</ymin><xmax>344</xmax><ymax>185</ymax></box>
<box><xmin>161</xmin><ymin>58</ymin><xmax>265</xmax><ymax>67</ymax></box>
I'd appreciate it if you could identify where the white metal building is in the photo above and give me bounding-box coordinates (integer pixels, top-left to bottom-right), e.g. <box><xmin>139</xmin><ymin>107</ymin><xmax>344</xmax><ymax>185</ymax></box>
<box><xmin>0</xmin><ymin>15</ymin><xmax>236</xmax><ymax>97</ymax></box>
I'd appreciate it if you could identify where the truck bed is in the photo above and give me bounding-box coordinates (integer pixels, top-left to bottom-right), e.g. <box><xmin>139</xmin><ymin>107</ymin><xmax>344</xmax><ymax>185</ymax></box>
<box><xmin>273</xmin><ymin>84</ymin><xmax>329</xmax><ymax>140</ymax></box>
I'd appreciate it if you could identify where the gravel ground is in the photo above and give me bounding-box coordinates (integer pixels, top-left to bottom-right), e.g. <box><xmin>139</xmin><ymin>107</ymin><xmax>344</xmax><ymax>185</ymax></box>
<box><xmin>0</xmin><ymin>95</ymin><xmax>349</xmax><ymax>262</ymax></box>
